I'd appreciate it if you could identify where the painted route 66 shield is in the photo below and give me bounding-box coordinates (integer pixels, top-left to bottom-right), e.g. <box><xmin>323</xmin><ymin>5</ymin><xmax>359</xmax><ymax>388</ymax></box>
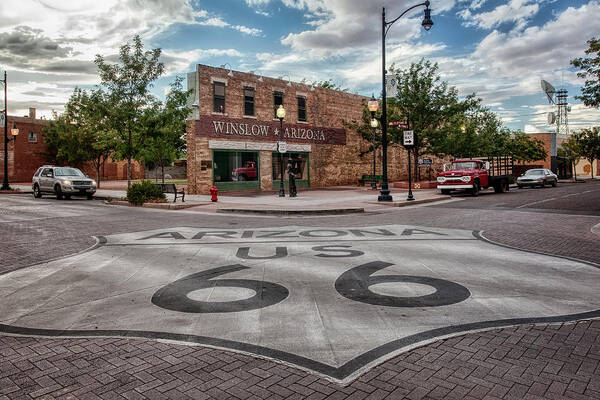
<box><xmin>1</xmin><ymin>225</ymin><xmax>599</xmax><ymax>383</ymax></box>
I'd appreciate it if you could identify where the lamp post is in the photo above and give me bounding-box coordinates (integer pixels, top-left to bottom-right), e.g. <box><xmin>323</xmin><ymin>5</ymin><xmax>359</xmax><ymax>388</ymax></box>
<box><xmin>1</xmin><ymin>71</ymin><xmax>20</xmax><ymax>191</ymax></box>
<box><xmin>368</xmin><ymin>95</ymin><xmax>379</xmax><ymax>190</ymax></box>
<box><xmin>277</xmin><ymin>105</ymin><xmax>286</xmax><ymax>197</ymax></box>
<box><xmin>378</xmin><ymin>1</ymin><xmax>433</xmax><ymax>202</ymax></box>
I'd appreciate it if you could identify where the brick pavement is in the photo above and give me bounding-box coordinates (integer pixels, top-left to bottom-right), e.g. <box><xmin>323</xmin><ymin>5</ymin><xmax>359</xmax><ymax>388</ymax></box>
<box><xmin>1</xmin><ymin>181</ymin><xmax>600</xmax><ymax>399</ymax></box>
<box><xmin>1</xmin><ymin>320</ymin><xmax>598</xmax><ymax>399</ymax></box>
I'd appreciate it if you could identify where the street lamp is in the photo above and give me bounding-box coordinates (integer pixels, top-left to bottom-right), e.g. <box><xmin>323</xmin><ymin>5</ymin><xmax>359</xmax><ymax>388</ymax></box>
<box><xmin>378</xmin><ymin>1</ymin><xmax>433</xmax><ymax>202</ymax></box>
<box><xmin>368</xmin><ymin>95</ymin><xmax>379</xmax><ymax>190</ymax></box>
<box><xmin>1</xmin><ymin>70</ymin><xmax>17</xmax><ymax>191</ymax></box>
<box><xmin>277</xmin><ymin>105</ymin><xmax>286</xmax><ymax>197</ymax></box>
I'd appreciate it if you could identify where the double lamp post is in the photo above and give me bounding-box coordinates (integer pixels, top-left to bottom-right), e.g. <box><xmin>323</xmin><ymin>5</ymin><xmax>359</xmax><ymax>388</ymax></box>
<box><xmin>371</xmin><ymin>1</ymin><xmax>433</xmax><ymax>202</ymax></box>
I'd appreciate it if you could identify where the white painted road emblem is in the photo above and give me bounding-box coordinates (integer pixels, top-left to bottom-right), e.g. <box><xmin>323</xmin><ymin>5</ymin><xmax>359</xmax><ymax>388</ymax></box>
<box><xmin>1</xmin><ymin>225</ymin><xmax>599</xmax><ymax>383</ymax></box>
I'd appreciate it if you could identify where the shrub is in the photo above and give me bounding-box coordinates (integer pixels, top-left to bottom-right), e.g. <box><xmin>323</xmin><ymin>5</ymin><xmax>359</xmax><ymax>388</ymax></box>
<box><xmin>127</xmin><ymin>180</ymin><xmax>165</xmax><ymax>205</ymax></box>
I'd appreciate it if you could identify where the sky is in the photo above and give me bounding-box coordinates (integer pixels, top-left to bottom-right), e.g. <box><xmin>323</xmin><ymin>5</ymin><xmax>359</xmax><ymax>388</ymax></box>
<box><xmin>0</xmin><ymin>0</ymin><xmax>599</xmax><ymax>133</ymax></box>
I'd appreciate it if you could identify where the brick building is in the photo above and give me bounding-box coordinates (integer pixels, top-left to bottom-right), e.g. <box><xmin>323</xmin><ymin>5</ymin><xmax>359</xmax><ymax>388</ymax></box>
<box><xmin>185</xmin><ymin>65</ymin><xmax>427</xmax><ymax>195</ymax></box>
<box><xmin>0</xmin><ymin>108</ymin><xmax>143</xmax><ymax>184</ymax></box>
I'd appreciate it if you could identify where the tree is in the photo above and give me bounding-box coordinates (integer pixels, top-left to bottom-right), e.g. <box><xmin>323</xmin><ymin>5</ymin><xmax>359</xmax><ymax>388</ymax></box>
<box><xmin>95</xmin><ymin>35</ymin><xmax>164</xmax><ymax>187</ymax></box>
<box><xmin>507</xmin><ymin>132</ymin><xmax>548</xmax><ymax>162</ymax></box>
<box><xmin>571</xmin><ymin>38</ymin><xmax>600</xmax><ymax>108</ymax></box>
<box><xmin>575</xmin><ymin>127</ymin><xmax>600</xmax><ymax>178</ymax></box>
<box><xmin>391</xmin><ymin>59</ymin><xmax>478</xmax><ymax>180</ymax></box>
<box><xmin>558</xmin><ymin>135</ymin><xmax>582</xmax><ymax>180</ymax></box>
<box><xmin>139</xmin><ymin>77</ymin><xmax>190</xmax><ymax>183</ymax></box>
<box><xmin>42</xmin><ymin>88</ymin><xmax>117</xmax><ymax>188</ymax></box>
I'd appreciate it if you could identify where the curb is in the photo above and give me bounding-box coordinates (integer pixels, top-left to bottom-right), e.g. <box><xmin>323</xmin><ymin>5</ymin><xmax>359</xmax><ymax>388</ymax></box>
<box><xmin>103</xmin><ymin>200</ymin><xmax>209</xmax><ymax>210</ymax></box>
<box><xmin>216</xmin><ymin>207</ymin><xmax>365</xmax><ymax>216</ymax></box>
<box><xmin>368</xmin><ymin>196</ymin><xmax>449</xmax><ymax>207</ymax></box>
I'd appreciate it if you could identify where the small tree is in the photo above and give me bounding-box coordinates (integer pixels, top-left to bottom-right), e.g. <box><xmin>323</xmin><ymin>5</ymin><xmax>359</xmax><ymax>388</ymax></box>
<box><xmin>95</xmin><ymin>35</ymin><xmax>164</xmax><ymax>188</ymax></box>
<box><xmin>575</xmin><ymin>127</ymin><xmax>600</xmax><ymax>178</ymax></box>
<box><xmin>558</xmin><ymin>135</ymin><xmax>582</xmax><ymax>180</ymax></box>
<box><xmin>139</xmin><ymin>77</ymin><xmax>190</xmax><ymax>183</ymax></box>
<box><xmin>571</xmin><ymin>38</ymin><xmax>600</xmax><ymax>108</ymax></box>
<box><xmin>508</xmin><ymin>132</ymin><xmax>548</xmax><ymax>163</ymax></box>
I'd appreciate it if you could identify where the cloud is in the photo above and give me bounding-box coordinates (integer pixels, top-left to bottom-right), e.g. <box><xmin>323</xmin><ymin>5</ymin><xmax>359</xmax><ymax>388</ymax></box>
<box><xmin>0</xmin><ymin>26</ymin><xmax>74</xmax><ymax>59</ymax></box>
<box><xmin>459</xmin><ymin>0</ymin><xmax>540</xmax><ymax>30</ymax></box>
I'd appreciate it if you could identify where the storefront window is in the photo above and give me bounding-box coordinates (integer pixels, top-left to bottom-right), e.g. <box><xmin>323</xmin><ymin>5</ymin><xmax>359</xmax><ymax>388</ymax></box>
<box><xmin>213</xmin><ymin>151</ymin><xmax>259</xmax><ymax>182</ymax></box>
<box><xmin>272</xmin><ymin>152</ymin><xmax>308</xmax><ymax>181</ymax></box>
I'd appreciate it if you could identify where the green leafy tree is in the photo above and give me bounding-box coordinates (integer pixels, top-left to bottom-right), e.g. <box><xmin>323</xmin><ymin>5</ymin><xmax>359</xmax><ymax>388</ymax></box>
<box><xmin>558</xmin><ymin>135</ymin><xmax>582</xmax><ymax>180</ymax></box>
<box><xmin>507</xmin><ymin>132</ymin><xmax>548</xmax><ymax>162</ymax></box>
<box><xmin>391</xmin><ymin>59</ymin><xmax>479</xmax><ymax>180</ymax></box>
<box><xmin>94</xmin><ymin>35</ymin><xmax>164</xmax><ymax>187</ymax></box>
<box><xmin>575</xmin><ymin>127</ymin><xmax>600</xmax><ymax>177</ymax></box>
<box><xmin>139</xmin><ymin>77</ymin><xmax>191</xmax><ymax>183</ymax></box>
<box><xmin>571</xmin><ymin>38</ymin><xmax>600</xmax><ymax>108</ymax></box>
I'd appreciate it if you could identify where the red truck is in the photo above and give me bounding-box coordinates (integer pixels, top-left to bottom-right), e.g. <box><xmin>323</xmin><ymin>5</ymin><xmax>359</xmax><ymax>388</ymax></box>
<box><xmin>231</xmin><ymin>161</ymin><xmax>258</xmax><ymax>181</ymax></box>
<box><xmin>436</xmin><ymin>156</ymin><xmax>513</xmax><ymax>196</ymax></box>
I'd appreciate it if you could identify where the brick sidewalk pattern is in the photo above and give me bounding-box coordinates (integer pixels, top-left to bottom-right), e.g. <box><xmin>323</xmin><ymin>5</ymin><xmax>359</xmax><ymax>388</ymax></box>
<box><xmin>1</xmin><ymin>320</ymin><xmax>598</xmax><ymax>399</ymax></box>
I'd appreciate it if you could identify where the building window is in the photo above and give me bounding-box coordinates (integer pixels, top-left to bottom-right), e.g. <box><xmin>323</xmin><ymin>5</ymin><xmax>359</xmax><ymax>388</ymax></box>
<box><xmin>273</xmin><ymin>91</ymin><xmax>284</xmax><ymax>118</ymax></box>
<box><xmin>213</xmin><ymin>151</ymin><xmax>259</xmax><ymax>182</ymax></box>
<box><xmin>28</xmin><ymin>132</ymin><xmax>37</xmax><ymax>142</ymax></box>
<box><xmin>272</xmin><ymin>152</ymin><xmax>309</xmax><ymax>181</ymax></box>
<box><xmin>244</xmin><ymin>87</ymin><xmax>255</xmax><ymax>116</ymax></box>
<box><xmin>213</xmin><ymin>82</ymin><xmax>226</xmax><ymax>113</ymax></box>
<box><xmin>297</xmin><ymin>96</ymin><xmax>307</xmax><ymax>122</ymax></box>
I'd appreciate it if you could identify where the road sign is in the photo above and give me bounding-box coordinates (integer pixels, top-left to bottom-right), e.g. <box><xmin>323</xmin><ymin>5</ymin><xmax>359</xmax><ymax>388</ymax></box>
<box><xmin>403</xmin><ymin>130</ymin><xmax>415</xmax><ymax>147</ymax></box>
<box><xmin>278</xmin><ymin>141</ymin><xmax>287</xmax><ymax>153</ymax></box>
<box><xmin>418</xmin><ymin>158</ymin><xmax>432</xmax><ymax>166</ymax></box>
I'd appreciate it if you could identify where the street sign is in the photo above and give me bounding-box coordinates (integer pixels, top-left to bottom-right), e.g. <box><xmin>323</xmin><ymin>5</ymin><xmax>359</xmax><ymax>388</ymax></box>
<box><xmin>403</xmin><ymin>130</ymin><xmax>415</xmax><ymax>147</ymax></box>
<box><xmin>278</xmin><ymin>141</ymin><xmax>287</xmax><ymax>153</ymax></box>
<box><xmin>418</xmin><ymin>158</ymin><xmax>432</xmax><ymax>166</ymax></box>
<box><xmin>0</xmin><ymin>111</ymin><xmax>4</xmax><ymax>125</ymax></box>
<box><xmin>388</xmin><ymin>120</ymin><xmax>408</xmax><ymax>128</ymax></box>
<box><xmin>385</xmin><ymin>74</ymin><xmax>398</xmax><ymax>98</ymax></box>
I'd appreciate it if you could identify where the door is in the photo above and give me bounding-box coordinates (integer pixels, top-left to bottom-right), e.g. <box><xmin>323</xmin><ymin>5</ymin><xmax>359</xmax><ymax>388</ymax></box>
<box><xmin>40</xmin><ymin>168</ymin><xmax>53</xmax><ymax>191</ymax></box>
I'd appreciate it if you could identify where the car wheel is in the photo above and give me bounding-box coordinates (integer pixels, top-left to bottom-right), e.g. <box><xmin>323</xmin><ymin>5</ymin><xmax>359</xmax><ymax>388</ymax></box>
<box><xmin>540</xmin><ymin>180</ymin><xmax>545</xmax><ymax>188</ymax></box>
<box><xmin>64</xmin><ymin>194</ymin><xmax>71</xmax><ymax>200</ymax></box>
<box><xmin>237</xmin><ymin>175</ymin><xmax>246</xmax><ymax>181</ymax></box>
<box><xmin>517</xmin><ymin>184</ymin><xmax>523</xmax><ymax>189</ymax></box>
<box><xmin>87</xmin><ymin>194</ymin><xmax>94</xmax><ymax>200</ymax></box>
<box><xmin>55</xmin><ymin>185</ymin><xmax>63</xmax><ymax>200</ymax></box>
<box><xmin>552</xmin><ymin>179</ymin><xmax>557</xmax><ymax>187</ymax></box>
<box><xmin>441</xmin><ymin>189</ymin><xmax>451</xmax><ymax>195</ymax></box>
<box><xmin>33</xmin><ymin>184</ymin><xmax>42</xmax><ymax>198</ymax></box>
<box><xmin>471</xmin><ymin>181</ymin><xmax>480</xmax><ymax>197</ymax></box>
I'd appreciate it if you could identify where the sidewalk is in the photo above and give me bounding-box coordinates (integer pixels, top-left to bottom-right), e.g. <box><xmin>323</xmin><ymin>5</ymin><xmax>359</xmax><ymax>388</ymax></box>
<box><xmin>11</xmin><ymin>183</ymin><xmax>450</xmax><ymax>215</ymax></box>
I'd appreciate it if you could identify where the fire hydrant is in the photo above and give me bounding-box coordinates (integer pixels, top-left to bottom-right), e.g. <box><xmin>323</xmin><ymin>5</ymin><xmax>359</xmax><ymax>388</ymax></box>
<box><xmin>210</xmin><ymin>185</ymin><xmax>218</xmax><ymax>202</ymax></box>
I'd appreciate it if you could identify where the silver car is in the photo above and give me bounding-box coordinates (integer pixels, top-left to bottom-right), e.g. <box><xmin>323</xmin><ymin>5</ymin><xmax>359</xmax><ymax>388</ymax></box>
<box><xmin>32</xmin><ymin>166</ymin><xmax>97</xmax><ymax>199</ymax></box>
<box><xmin>517</xmin><ymin>168</ymin><xmax>558</xmax><ymax>188</ymax></box>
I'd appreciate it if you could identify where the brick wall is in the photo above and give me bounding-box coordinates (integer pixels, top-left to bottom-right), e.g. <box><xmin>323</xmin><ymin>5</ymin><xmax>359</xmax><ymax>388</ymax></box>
<box><xmin>186</xmin><ymin>64</ymin><xmax>420</xmax><ymax>194</ymax></box>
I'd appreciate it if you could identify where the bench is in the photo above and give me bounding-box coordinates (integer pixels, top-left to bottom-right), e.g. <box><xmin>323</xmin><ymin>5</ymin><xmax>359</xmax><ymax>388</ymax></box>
<box><xmin>154</xmin><ymin>183</ymin><xmax>185</xmax><ymax>203</ymax></box>
<box><xmin>358</xmin><ymin>175</ymin><xmax>383</xmax><ymax>186</ymax></box>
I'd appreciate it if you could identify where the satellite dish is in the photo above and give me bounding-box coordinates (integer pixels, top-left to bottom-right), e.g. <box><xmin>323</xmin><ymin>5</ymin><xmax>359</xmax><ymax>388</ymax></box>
<box><xmin>567</xmin><ymin>105</ymin><xmax>571</xmax><ymax>112</ymax></box>
<box><xmin>541</xmin><ymin>79</ymin><xmax>556</xmax><ymax>104</ymax></box>
<box><xmin>547</xmin><ymin>112</ymin><xmax>556</xmax><ymax>125</ymax></box>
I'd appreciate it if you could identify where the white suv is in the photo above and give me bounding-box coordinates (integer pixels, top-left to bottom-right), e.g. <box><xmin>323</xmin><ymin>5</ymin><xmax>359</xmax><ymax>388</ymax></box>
<box><xmin>32</xmin><ymin>166</ymin><xmax>97</xmax><ymax>200</ymax></box>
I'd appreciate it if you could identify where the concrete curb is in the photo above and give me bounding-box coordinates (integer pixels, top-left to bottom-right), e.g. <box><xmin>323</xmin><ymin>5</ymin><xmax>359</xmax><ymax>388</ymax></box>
<box><xmin>103</xmin><ymin>200</ymin><xmax>209</xmax><ymax>210</ymax></box>
<box><xmin>368</xmin><ymin>196</ymin><xmax>450</xmax><ymax>207</ymax></box>
<box><xmin>216</xmin><ymin>207</ymin><xmax>365</xmax><ymax>216</ymax></box>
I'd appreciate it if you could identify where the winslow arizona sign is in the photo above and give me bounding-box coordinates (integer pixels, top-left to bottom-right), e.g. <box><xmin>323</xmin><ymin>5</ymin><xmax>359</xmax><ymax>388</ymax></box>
<box><xmin>1</xmin><ymin>225</ymin><xmax>599</xmax><ymax>383</ymax></box>
<box><xmin>193</xmin><ymin>115</ymin><xmax>347</xmax><ymax>145</ymax></box>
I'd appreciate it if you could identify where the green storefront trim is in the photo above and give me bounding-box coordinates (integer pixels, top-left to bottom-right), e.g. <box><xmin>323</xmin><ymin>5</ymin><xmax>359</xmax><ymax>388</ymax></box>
<box><xmin>212</xmin><ymin>149</ymin><xmax>261</xmax><ymax>191</ymax></box>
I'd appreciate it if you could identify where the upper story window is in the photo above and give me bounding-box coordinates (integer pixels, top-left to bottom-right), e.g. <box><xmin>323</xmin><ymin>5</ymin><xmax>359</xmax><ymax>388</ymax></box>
<box><xmin>297</xmin><ymin>96</ymin><xmax>307</xmax><ymax>122</ymax></box>
<box><xmin>244</xmin><ymin>87</ymin><xmax>255</xmax><ymax>116</ymax></box>
<box><xmin>28</xmin><ymin>131</ymin><xmax>37</xmax><ymax>142</ymax></box>
<box><xmin>273</xmin><ymin>91</ymin><xmax>284</xmax><ymax>118</ymax></box>
<box><xmin>213</xmin><ymin>81</ymin><xmax>226</xmax><ymax>113</ymax></box>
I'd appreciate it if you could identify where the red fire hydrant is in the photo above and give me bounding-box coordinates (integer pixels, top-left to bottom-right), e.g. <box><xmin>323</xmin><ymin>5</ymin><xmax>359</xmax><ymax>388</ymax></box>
<box><xmin>210</xmin><ymin>185</ymin><xmax>218</xmax><ymax>202</ymax></box>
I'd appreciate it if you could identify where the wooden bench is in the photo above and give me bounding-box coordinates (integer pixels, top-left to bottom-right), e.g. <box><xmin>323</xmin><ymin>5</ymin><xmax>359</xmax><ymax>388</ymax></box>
<box><xmin>154</xmin><ymin>183</ymin><xmax>185</xmax><ymax>203</ymax></box>
<box><xmin>358</xmin><ymin>175</ymin><xmax>383</xmax><ymax>186</ymax></box>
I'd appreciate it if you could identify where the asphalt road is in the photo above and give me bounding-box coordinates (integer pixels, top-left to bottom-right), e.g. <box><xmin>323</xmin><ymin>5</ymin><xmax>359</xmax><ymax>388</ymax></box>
<box><xmin>0</xmin><ymin>180</ymin><xmax>599</xmax><ymax>399</ymax></box>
